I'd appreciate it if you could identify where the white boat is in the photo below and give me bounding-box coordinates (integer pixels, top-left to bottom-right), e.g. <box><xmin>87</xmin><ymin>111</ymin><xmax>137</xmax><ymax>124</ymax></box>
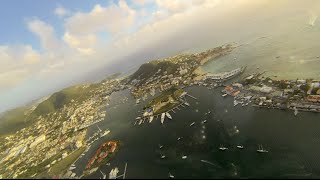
<box><xmin>169</xmin><ymin>172</ymin><xmax>175</xmax><ymax>179</ymax></box>
<box><xmin>182</xmin><ymin>155</ymin><xmax>187</xmax><ymax>159</ymax></box>
<box><xmin>149</xmin><ymin>116</ymin><xmax>154</xmax><ymax>123</ymax></box>
<box><xmin>294</xmin><ymin>107</ymin><xmax>298</xmax><ymax>116</ymax></box>
<box><xmin>166</xmin><ymin>112</ymin><xmax>172</xmax><ymax>120</ymax></box>
<box><xmin>109</xmin><ymin>168</ymin><xmax>119</xmax><ymax>179</ymax></box>
<box><xmin>136</xmin><ymin>98</ymin><xmax>140</xmax><ymax>104</ymax></box>
<box><xmin>100</xmin><ymin>170</ymin><xmax>107</xmax><ymax>179</ymax></box>
<box><xmin>100</xmin><ymin>130</ymin><xmax>110</xmax><ymax>138</ymax></box>
<box><xmin>69</xmin><ymin>166</ymin><xmax>76</xmax><ymax>170</ymax></box>
<box><xmin>219</xmin><ymin>144</ymin><xmax>228</xmax><ymax>151</ymax></box>
<box><xmin>257</xmin><ymin>144</ymin><xmax>268</xmax><ymax>153</ymax></box>
<box><xmin>161</xmin><ymin>113</ymin><xmax>166</xmax><ymax>124</ymax></box>
<box><xmin>236</xmin><ymin>145</ymin><xmax>244</xmax><ymax>149</ymax></box>
<box><xmin>234</xmin><ymin>100</ymin><xmax>239</xmax><ymax>106</ymax></box>
<box><xmin>159</xmin><ymin>144</ymin><xmax>163</xmax><ymax>149</ymax></box>
<box><xmin>222</xmin><ymin>94</ymin><xmax>228</xmax><ymax>97</ymax></box>
<box><xmin>160</xmin><ymin>153</ymin><xmax>166</xmax><ymax>159</ymax></box>
<box><xmin>190</xmin><ymin>122</ymin><xmax>195</xmax><ymax>127</ymax></box>
<box><xmin>138</xmin><ymin>119</ymin><xmax>143</xmax><ymax>125</ymax></box>
<box><xmin>184</xmin><ymin>102</ymin><xmax>190</xmax><ymax>106</ymax></box>
<box><xmin>202</xmin><ymin>120</ymin><xmax>207</xmax><ymax>123</ymax></box>
<box><xmin>135</xmin><ymin>116</ymin><xmax>141</xmax><ymax>120</ymax></box>
<box><xmin>177</xmin><ymin>137</ymin><xmax>183</xmax><ymax>141</ymax></box>
<box><xmin>97</xmin><ymin>125</ymin><xmax>102</xmax><ymax>132</ymax></box>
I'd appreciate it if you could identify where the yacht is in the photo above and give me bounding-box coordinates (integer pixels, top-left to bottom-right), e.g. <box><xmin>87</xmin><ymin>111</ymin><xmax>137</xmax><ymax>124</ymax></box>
<box><xmin>149</xmin><ymin>116</ymin><xmax>154</xmax><ymax>123</ymax></box>
<box><xmin>236</xmin><ymin>145</ymin><xmax>244</xmax><ymax>149</ymax></box>
<box><xmin>177</xmin><ymin>137</ymin><xmax>183</xmax><ymax>141</ymax></box>
<box><xmin>166</xmin><ymin>112</ymin><xmax>172</xmax><ymax>120</ymax></box>
<box><xmin>138</xmin><ymin>119</ymin><xmax>143</xmax><ymax>125</ymax></box>
<box><xmin>219</xmin><ymin>144</ymin><xmax>228</xmax><ymax>151</ymax></box>
<box><xmin>190</xmin><ymin>122</ymin><xmax>195</xmax><ymax>127</ymax></box>
<box><xmin>135</xmin><ymin>116</ymin><xmax>141</xmax><ymax>120</ymax></box>
<box><xmin>184</xmin><ymin>102</ymin><xmax>190</xmax><ymax>106</ymax></box>
<box><xmin>159</xmin><ymin>144</ymin><xmax>163</xmax><ymax>149</ymax></box>
<box><xmin>169</xmin><ymin>172</ymin><xmax>175</xmax><ymax>179</ymax></box>
<box><xmin>161</xmin><ymin>113</ymin><xmax>166</xmax><ymax>124</ymax></box>
<box><xmin>202</xmin><ymin>120</ymin><xmax>207</xmax><ymax>123</ymax></box>
<box><xmin>257</xmin><ymin>144</ymin><xmax>268</xmax><ymax>153</ymax></box>
<box><xmin>222</xmin><ymin>94</ymin><xmax>228</xmax><ymax>97</ymax></box>
<box><xmin>182</xmin><ymin>155</ymin><xmax>187</xmax><ymax>159</ymax></box>
<box><xmin>160</xmin><ymin>153</ymin><xmax>166</xmax><ymax>159</ymax></box>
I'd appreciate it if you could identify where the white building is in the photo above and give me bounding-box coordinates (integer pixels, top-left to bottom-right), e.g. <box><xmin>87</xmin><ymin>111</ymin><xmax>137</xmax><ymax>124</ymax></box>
<box><xmin>30</xmin><ymin>135</ymin><xmax>46</xmax><ymax>148</ymax></box>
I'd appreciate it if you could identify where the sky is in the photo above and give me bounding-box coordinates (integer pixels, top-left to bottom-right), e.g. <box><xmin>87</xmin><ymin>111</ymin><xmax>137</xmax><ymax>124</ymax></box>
<box><xmin>0</xmin><ymin>0</ymin><xmax>319</xmax><ymax>113</ymax></box>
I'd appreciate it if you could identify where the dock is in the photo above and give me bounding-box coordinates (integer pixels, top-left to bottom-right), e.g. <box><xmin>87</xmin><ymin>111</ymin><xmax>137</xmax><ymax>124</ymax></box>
<box><xmin>186</xmin><ymin>94</ymin><xmax>197</xmax><ymax>100</ymax></box>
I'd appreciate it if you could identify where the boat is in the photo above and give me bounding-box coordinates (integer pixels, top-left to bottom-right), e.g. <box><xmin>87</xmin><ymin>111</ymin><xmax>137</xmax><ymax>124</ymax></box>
<box><xmin>219</xmin><ymin>144</ymin><xmax>228</xmax><ymax>151</ymax></box>
<box><xmin>177</xmin><ymin>137</ymin><xmax>183</xmax><ymax>141</ymax></box>
<box><xmin>149</xmin><ymin>116</ymin><xmax>154</xmax><ymax>123</ymax></box>
<box><xmin>100</xmin><ymin>130</ymin><xmax>110</xmax><ymax>138</ymax></box>
<box><xmin>138</xmin><ymin>119</ymin><xmax>143</xmax><ymax>125</ymax></box>
<box><xmin>236</xmin><ymin>145</ymin><xmax>244</xmax><ymax>149</ymax></box>
<box><xmin>202</xmin><ymin>120</ymin><xmax>207</xmax><ymax>123</ymax></box>
<box><xmin>109</xmin><ymin>167</ymin><xmax>119</xmax><ymax>179</ymax></box>
<box><xmin>159</xmin><ymin>144</ymin><xmax>163</xmax><ymax>149</ymax></box>
<box><xmin>182</xmin><ymin>155</ymin><xmax>187</xmax><ymax>159</ymax></box>
<box><xmin>69</xmin><ymin>166</ymin><xmax>76</xmax><ymax>170</ymax></box>
<box><xmin>257</xmin><ymin>144</ymin><xmax>268</xmax><ymax>153</ymax></box>
<box><xmin>166</xmin><ymin>112</ymin><xmax>172</xmax><ymax>120</ymax></box>
<box><xmin>169</xmin><ymin>172</ymin><xmax>175</xmax><ymax>179</ymax></box>
<box><xmin>190</xmin><ymin>122</ymin><xmax>195</xmax><ymax>127</ymax></box>
<box><xmin>222</xmin><ymin>94</ymin><xmax>228</xmax><ymax>97</ymax></box>
<box><xmin>135</xmin><ymin>117</ymin><xmax>141</xmax><ymax>120</ymax></box>
<box><xmin>161</xmin><ymin>113</ymin><xmax>166</xmax><ymax>124</ymax></box>
<box><xmin>136</xmin><ymin>98</ymin><xmax>140</xmax><ymax>104</ymax></box>
<box><xmin>184</xmin><ymin>102</ymin><xmax>190</xmax><ymax>106</ymax></box>
<box><xmin>100</xmin><ymin>170</ymin><xmax>107</xmax><ymax>179</ymax></box>
<box><xmin>234</xmin><ymin>100</ymin><xmax>239</xmax><ymax>106</ymax></box>
<box><xmin>294</xmin><ymin>107</ymin><xmax>298</xmax><ymax>116</ymax></box>
<box><xmin>160</xmin><ymin>153</ymin><xmax>166</xmax><ymax>159</ymax></box>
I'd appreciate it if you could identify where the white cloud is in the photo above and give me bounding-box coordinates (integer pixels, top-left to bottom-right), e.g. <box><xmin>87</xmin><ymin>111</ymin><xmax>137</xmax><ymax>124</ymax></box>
<box><xmin>54</xmin><ymin>6</ymin><xmax>69</xmax><ymax>17</ymax></box>
<box><xmin>132</xmin><ymin>0</ymin><xmax>153</xmax><ymax>6</ymax></box>
<box><xmin>27</xmin><ymin>19</ymin><xmax>61</xmax><ymax>50</ymax></box>
<box><xmin>65</xmin><ymin>0</ymin><xmax>136</xmax><ymax>36</ymax></box>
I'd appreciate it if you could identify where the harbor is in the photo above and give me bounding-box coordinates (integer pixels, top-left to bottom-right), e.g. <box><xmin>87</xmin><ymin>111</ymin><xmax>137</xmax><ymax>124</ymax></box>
<box><xmin>73</xmin><ymin>86</ymin><xmax>320</xmax><ymax>179</ymax></box>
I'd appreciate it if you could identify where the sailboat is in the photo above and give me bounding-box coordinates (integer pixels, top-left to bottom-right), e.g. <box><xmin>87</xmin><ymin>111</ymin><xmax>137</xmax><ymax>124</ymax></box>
<box><xmin>160</xmin><ymin>153</ymin><xmax>166</xmax><ymax>159</ymax></box>
<box><xmin>159</xmin><ymin>144</ymin><xmax>163</xmax><ymax>149</ymax></box>
<box><xmin>257</xmin><ymin>144</ymin><xmax>268</xmax><ymax>153</ymax></box>
<box><xmin>149</xmin><ymin>116</ymin><xmax>154</xmax><ymax>123</ymax></box>
<box><xmin>182</xmin><ymin>155</ymin><xmax>187</xmax><ymax>159</ymax></box>
<box><xmin>190</xmin><ymin>122</ymin><xmax>195</xmax><ymax>127</ymax></box>
<box><xmin>202</xmin><ymin>120</ymin><xmax>207</xmax><ymax>123</ymax></box>
<box><xmin>219</xmin><ymin>144</ymin><xmax>228</xmax><ymax>151</ymax></box>
<box><xmin>184</xmin><ymin>102</ymin><xmax>190</xmax><ymax>106</ymax></box>
<box><xmin>165</xmin><ymin>112</ymin><xmax>172</xmax><ymax>120</ymax></box>
<box><xmin>177</xmin><ymin>137</ymin><xmax>183</xmax><ymax>141</ymax></box>
<box><xmin>161</xmin><ymin>113</ymin><xmax>166</xmax><ymax>124</ymax></box>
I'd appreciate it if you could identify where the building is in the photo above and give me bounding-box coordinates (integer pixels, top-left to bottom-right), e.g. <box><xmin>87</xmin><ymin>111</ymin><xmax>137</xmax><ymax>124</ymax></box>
<box><xmin>307</xmin><ymin>95</ymin><xmax>320</xmax><ymax>103</ymax></box>
<box><xmin>29</xmin><ymin>134</ymin><xmax>46</xmax><ymax>148</ymax></box>
<box><xmin>260</xmin><ymin>86</ymin><xmax>272</xmax><ymax>93</ymax></box>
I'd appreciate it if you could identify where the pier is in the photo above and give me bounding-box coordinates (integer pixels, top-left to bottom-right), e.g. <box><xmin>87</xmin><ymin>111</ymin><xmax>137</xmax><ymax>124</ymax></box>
<box><xmin>186</xmin><ymin>94</ymin><xmax>198</xmax><ymax>100</ymax></box>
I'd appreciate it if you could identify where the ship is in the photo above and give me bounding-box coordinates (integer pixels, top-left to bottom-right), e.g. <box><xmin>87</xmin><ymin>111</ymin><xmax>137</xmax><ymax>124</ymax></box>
<box><xmin>165</xmin><ymin>112</ymin><xmax>172</xmax><ymax>120</ymax></box>
<box><xmin>161</xmin><ymin>113</ymin><xmax>166</xmax><ymax>124</ymax></box>
<box><xmin>257</xmin><ymin>144</ymin><xmax>268</xmax><ymax>153</ymax></box>
<box><xmin>84</xmin><ymin>141</ymin><xmax>119</xmax><ymax>174</ymax></box>
<box><xmin>149</xmin><ymin>116</ymin><xmax>154</xmax><ymax>123</ymax></box>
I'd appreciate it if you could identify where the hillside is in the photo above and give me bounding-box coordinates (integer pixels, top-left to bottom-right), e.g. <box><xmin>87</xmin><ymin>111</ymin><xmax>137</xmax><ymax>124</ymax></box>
<box><xmin>0</xmin><ymin>106</ymin><xmax>30</xmax><ymax>135</ymax></box>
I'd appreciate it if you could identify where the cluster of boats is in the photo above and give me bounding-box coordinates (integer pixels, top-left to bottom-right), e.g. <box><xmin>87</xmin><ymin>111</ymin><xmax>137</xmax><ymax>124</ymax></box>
<box><xmin>87</xmin><ymin>125</ymin><xmax>111</xmax><ymax>146</ymax></box>
<box><xmin>134</xmin><ymin>111</ymin><xmax>173</xmax><ymax>126</ymax></box>
<box><xmin>218</xmin><ymin>144</ymin><xmax>268</xmax><ymax>153</ymax></box>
